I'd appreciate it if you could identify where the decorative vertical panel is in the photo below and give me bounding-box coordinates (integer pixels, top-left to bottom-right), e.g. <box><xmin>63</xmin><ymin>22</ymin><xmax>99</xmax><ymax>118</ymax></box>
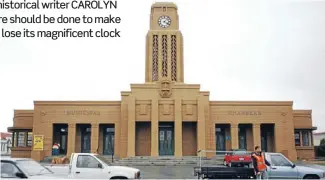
<box><xmin>171</xmin><ymin>35</ymin><xmax>177</xmax><ymax>81</ymax></box>
<box><xmin>162</xmin><ymin>35</ymin><xmax>168</xmax><ymax>77</ymax></box>
<box><xmin>152</xmin><ymin>35</ymin><xmax>159</xmax><ymax>81</ymax></box>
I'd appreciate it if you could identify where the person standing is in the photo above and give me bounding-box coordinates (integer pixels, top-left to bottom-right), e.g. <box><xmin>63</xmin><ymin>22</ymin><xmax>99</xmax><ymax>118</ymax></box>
<box><xmin>251</xmin><ymin>146</ymin><xmax>271</xmax><ymax>179</ymax></box>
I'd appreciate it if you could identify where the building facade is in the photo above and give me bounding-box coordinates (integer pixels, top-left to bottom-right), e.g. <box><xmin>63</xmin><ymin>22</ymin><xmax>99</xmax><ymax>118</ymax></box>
<box><xmin>8</xmin><ymin>2</ymin><xmax>316</xmax><ymax>162</ymax></box>
<box><xmin>0</xmin><ymin>132</ymin><xmax>12</xmax><ymax>156</ymax></box>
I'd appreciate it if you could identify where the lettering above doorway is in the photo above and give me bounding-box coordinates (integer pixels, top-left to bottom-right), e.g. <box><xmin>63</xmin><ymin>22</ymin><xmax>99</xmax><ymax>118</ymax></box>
<box><xmin>64</xmin><ymin>110</ymin><xmax>100</xmax><ymax>116</ymax></box>
<box><xmin>228</xmin><ymin>111</ymin><xmax>262</xmax><ymax>116</ymax></box>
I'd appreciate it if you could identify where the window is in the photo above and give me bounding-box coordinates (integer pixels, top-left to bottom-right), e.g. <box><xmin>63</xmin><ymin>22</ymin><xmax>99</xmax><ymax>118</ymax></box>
<box><xmin>76</xmin><ymin>155</ymin><xmax>101</xmax><ymax>168</ymax></box>
<box><xmin>27</xmin><ymin>132</ymin><xmax>33</xmax><ymax>147</ymax></box>
<box><xmin>270</xmin><ymin>155</ymin><xmax>292</xmax><ymax>167</ymax></box>
<box><xmin>294</xmin><ymin>132</ymin><xmax>301</xmax><ymax>146</ymax></box>
<box><xmin>16</xmin><ymin>160</ymin><xmax>52</xmax><ymax>176</ymax></box>
<box><xmin>17</xmin><ymin>132</ymin><xmax>25</xmax><ymax>147</ymax></box>
<box><xmin>302</xmin><ymin>131</ymin><xmax>310</xmax><ymax>146</ymax></box>
<box><xmin>1</xmin><ymin>162</ymin><xmax>20</xmax><ymax>178</ymax></box>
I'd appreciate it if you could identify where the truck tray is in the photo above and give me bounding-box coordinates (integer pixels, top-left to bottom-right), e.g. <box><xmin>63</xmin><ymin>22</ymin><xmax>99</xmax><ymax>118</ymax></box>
<box><xmin>195</xmin><ymin>166</ymin><xmax>256</xmax><ymax>179</ymax></box>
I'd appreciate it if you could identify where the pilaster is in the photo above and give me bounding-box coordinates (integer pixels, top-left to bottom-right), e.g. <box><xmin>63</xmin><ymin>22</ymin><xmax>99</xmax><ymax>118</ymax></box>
<box><xmin>151</xmin><ymin>99</ymin><xmax>159</xmax><ymax>157</ymax></box>
<box><xmin>127</xmin><ymin>96</ymin><xmax>136</xmax><ymax>157</ymax></box>
<box><xmin>253</xmin><ymin>123</ymin><xmax>261</xmax><ymax>149</ymax></box>
<box><xmin>174</xmin><ymin>98</ymin><xmax>182</xmax><ymax>157</ymax></box>
<box><xmin>197</xmin><ymin>96</ymin><xmax>206</xmax><ymax>156</ymax></box>
<box><xmin>231</xmin><ymin>123</ymin><xmax>239</xmax><ymax>150</ymax></box>
<box><xmin>67</xmin><ymin>123</ymin><xmax>76</xmax><ymax>156</ymax></box>
<box><xmin>91</xmin><ymin>123</ymin><xmax>99</xmax><ymax>153</ymax></box>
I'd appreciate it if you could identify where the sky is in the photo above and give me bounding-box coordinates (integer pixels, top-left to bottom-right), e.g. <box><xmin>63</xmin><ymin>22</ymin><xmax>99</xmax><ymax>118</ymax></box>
<box><xmin>0</xmin><ymin>0</ymin><xmax>324</xmax><ymax>132</ymax></box>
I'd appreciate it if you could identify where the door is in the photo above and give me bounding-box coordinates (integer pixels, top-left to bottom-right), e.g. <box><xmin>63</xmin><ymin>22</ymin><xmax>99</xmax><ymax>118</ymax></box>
<box><xmin>216</xmin><ymin>128</ymin><xmax>226</xmax><ymax>154</ymax></box>
<box><xmin>159</xmin><ymin>127</ymin><xmax>174</xmax><ymax>156</ymax></box>
<box><xmin>81</xmin><ymin>128</ymin><xmax>91</xmax><ymax>153</ymax></box>
<box><xmin>103</xmin><ymin>128</ymin><xmax>115</xmax><ymax>155</ymax></box>
<box><xmin>72</xmin><ymin>155</ymin><xmax>106</xmax><ymax>179</ymax></box>
<box><xmin>261</xmin><ymin>130</ymin><xmax>268</xmax><ymax>152</ymax></box>
<box><xmin>268</xmin><ymin>154</ymin><xmax>298</xmax><ymax>179</ymax></box>
<box><xmin>238</xmin><ymin>127</ymin><xmax>247</xmax><ymax>150</ymax></box>
<box><xmin>60</xmin><ymin>133</ymin><xmax>67</xmax><ymax>154</ymax></box>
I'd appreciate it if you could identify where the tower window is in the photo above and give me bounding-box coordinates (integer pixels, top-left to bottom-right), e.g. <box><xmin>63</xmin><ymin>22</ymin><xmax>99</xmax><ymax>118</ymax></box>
<box><xmin>152</xmin><ymin>35</ymin><xmax>159</xmax><ymax>81</ymax></box>
<box><xmin>162</xmin><ymin>35</ymin><xmax>168</xmax><ymax>77</ymax></box>
<box><xmin>171</xmin><ymin>35</ymin><xmax>177</xmax><ymax>81</ymax></box>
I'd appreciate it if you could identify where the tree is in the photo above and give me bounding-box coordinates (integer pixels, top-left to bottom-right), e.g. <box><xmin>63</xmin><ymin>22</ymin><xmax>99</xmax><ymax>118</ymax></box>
<box><xmin>318</xmin><ymin>138</ymin><xmax>325</xmax><ymax>157</ymax></box>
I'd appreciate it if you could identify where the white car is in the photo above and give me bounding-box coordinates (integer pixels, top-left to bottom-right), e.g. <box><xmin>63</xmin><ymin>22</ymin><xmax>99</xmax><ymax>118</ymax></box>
<box><xmin>1</xmin><ymin>157</ymin><xmax>56</xmax><ymax>179</ymax></box>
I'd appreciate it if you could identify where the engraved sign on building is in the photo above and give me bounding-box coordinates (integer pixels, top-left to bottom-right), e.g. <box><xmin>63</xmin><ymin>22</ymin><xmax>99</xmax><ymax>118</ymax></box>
<box><xmin>228</xmin><ymin>111</ymin><xmax>262</xmax><ymax>116</ymax></box>
<box><xmin>64</xmin><ymin>110</ymin><xmax>100</xmax><ymax>116</ymax></box>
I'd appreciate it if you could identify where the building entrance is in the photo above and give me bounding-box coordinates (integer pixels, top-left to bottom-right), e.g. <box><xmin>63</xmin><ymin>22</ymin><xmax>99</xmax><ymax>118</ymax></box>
<box><xmin>80</xmin><ymin>125</ymin><xmax>91</xmax><ymax>153</ymax></box>
<box><xmin>159</xmin><ymin>122</ymin><xmax>174</xmax><ymax>156</ymax></box>
<box><xmin>52</xmin><ymin>124</ymin><xmax>68</xmax><ymax>155</ymax></box>
<box><xmin>238</xmin><ymin>125</ymin><xmax>247</xmax><ymax>150</ymax></box>
<box><xmin>103</xmin><ymin>127</ymin><xmax>114</xmax><ymax>155</ymax></box>
<box><xmin>215</xmin><ymin>124</ymin><xmax>227</xmax><ymax>154</ymax></box>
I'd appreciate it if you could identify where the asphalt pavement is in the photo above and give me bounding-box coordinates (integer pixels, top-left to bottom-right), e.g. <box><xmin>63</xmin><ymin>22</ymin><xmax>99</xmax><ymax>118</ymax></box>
<box><xmin>47</xmin><ymin>162</ymin><xmax>325</xmax><ymax>179</ymax></box>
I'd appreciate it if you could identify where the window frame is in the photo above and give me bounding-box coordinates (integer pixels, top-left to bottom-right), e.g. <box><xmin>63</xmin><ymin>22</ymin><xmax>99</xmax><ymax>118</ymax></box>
<box><xmin>270</xmin><ymin>154</ymin><xmax>292</xmax><ymax>167</ymax></box>
<box><xmin>11</xmin><ymin>131</ymin><xmax>33</xmax><ymax>148</ymax></box>
<box><xmin>302</xmin><ymin>131</ymin><xmax>310</xmax><ymax>146</ymax></box>
<box><xmin>294</xmin><ymin>131</ymin><xmax>301</xmax><ymax>146</ymax></box>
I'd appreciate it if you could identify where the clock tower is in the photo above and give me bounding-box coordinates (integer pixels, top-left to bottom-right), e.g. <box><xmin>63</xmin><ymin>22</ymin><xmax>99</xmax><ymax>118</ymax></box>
<box><xmin>145</xmin><ymin>2</ymin><xmax>184</xmax><ymax>83</ymax></box>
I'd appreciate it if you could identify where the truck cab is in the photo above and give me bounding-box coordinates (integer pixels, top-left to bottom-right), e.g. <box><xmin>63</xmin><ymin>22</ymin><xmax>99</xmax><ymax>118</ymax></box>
<box><xmin>68</xmin><ymin>153</ymin><xmax>140</xmax><ymax>179</ymax></box>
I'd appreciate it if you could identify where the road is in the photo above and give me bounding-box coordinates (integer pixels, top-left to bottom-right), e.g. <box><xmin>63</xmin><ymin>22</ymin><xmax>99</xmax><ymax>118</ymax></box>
<box><xmin>47</xmin><ymin>162</ymin><xmax>325</xmax><ymax>179</ymax></box>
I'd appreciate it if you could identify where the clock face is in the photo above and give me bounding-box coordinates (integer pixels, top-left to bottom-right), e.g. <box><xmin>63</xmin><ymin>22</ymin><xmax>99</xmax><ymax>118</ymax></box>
<box><xmin>158</xmin><ymin>16</ymin><xmax>171</xmax><ymax>28</ymax></box>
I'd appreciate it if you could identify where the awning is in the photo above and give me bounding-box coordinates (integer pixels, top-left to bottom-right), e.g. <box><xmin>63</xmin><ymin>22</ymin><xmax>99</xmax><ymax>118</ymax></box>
<box><xmin>7</xmin><ymin>127</ymin><xmax>32</xmax><ymax>132</ymax></box>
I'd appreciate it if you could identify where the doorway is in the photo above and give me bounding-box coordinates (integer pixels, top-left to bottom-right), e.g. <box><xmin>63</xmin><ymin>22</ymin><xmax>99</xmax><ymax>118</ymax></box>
<box><xmin>80</xmin><ymin>125</ymin><xmax>91</xmax><ymax>153</ymax></box>
<box><xmin>103</xmin><ymin>126</ymin><xmax>115</xmax><ymax>155</ymax></box>
<box><xmin>215</xmin><ymin>127</ymin><xmax>226</xmax><ymax>154</ymax></box>
<box><xmin>159</xmin><ymin>122</ymin><xmax>174</xmax><ymax>156</ymax></box>
<box><xmin>52</xmin><ymin>124</ymin><xmax>68</xmax><ymax>155</ymax></box>
<box><xmin>238</xmin><ymin>125</ymin><xmax>247</xmax><ymax>150</ymax></box>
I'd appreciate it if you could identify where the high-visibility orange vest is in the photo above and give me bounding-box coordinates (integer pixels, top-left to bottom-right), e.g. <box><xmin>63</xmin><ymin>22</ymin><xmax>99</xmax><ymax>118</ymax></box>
<box><xmin>253</xmin><ymin>153</ymin><xmax>267</xmax><ymax>171</ymax></box>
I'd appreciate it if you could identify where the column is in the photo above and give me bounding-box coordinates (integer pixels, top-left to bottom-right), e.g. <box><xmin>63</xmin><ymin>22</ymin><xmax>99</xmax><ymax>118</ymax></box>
<box><xmin>67</xmin><ymin>123</ymin><xmax>76</xmax><ymax>156</ymax></box>
<box><xmin>231</xmin><ymin>123</ymin><xmax>239</xmax><ymax>150</ymax></box>
<box><xmin>253</xmin><ymin>123</ymin><xmax>261</xmax><ymax>149</ymax></box>
<box><xmin>174</xmin><ymin>98</ymin><xmax>182</xmax><ymax>157</ymax></box>
<box><xmin>299</xmin><ymin>131</ymin><xmax>303</xmax><ymax>146</ymax></box>
<box><xmin>274</xmin><ymin>123</ymin><xmax>282</xmax><ymax>152</ymax></box>
<box><xmin>151</xmin><ymin>99</ymin><xmax>159</xmax><ymax>157</ymax></box>
<box><xmin>91</xmin><ymin>123</ymin><xmax>99</xmax><ymax>153</ymax></box>
<box><xmin>127</xmin><ymin>96</ymin><xmax>136</xmax><ymax>157</ymax></box>
<box><xmin>197</xmin><ymin>96</ymin><xmax>206</xmax><ymax>156</ymax></box>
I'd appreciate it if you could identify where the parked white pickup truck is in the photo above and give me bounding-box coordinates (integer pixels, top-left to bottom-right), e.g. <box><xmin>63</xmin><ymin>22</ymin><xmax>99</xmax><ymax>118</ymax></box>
<box><xmin>1</xmin><ymin>153</ymin><xmax>140</xmax><ymax>179</ymax></box>
<box><xmin>68</xmin><ymin>153</ymin><xmax>141</xmax><ymax>179</ymax></box>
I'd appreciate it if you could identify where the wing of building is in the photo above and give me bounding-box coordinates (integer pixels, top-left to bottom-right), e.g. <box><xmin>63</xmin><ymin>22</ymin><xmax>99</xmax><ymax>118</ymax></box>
<box><xmin>7</xmin><ymin>2</ymin><xmax>317</xmax><ymax>161</ymax></box>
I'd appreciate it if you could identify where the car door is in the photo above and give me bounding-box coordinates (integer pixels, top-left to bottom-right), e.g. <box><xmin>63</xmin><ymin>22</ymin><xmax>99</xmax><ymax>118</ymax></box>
<box><xmin>268</xmin><ymin>154</ymin><xmax>298</xmax><ymax>179</ymax></box>
<box><xmin>71</xmin><ymin>155</ymin><xmax>107</xmax><ymax>179</ymax></box>
<box><xmin>1</xmin><ymin>161</ymin><xmax>23</xmax><ymax>179</ymax></box>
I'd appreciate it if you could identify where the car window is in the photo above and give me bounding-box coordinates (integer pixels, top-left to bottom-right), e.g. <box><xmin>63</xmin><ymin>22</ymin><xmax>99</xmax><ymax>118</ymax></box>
<box><xmin>233</xmin><ymin>151</ymin><xmax>247</xmax><ymax>155</ymax></box>
<box><xmin>76</xmin><ymin>155</ymin><xmax>101</xmax><ymax>168</ymax></box>
<box><xmin>270</xmin><ymin>155</ymin><xmax>292</xmax><ymax>166</ymax></box>
<box><xmin>1</xmin><ymin>162</ymin><xmax>20</xmax><ymax>178</ymax></box>
<box><xmin>16</xmin><ymin>159</ymin><xmax>52</xmax><ymax>176</ymax></box>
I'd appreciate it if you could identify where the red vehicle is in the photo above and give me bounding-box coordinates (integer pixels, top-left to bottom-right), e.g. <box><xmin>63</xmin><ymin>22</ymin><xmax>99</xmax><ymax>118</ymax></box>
<box><xmin>223</xmin><ymin>149</ymin><xmax>252</xmax><ymax>167</ymax></box>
